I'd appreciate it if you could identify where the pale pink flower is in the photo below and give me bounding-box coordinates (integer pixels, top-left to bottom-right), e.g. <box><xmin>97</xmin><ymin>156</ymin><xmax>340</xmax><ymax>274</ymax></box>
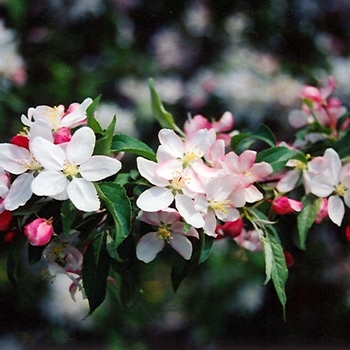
<box><xmin>194</xmin><ymin>175</ymin><xmax>241</xmax><ymax>236</ymax></box>
<box><xmin>234</xmin><ymin>228</ymin><xmax>262</xmax><ymax>252</ymax></box>
<box><xmin>184</xmin><ymin>111</ymin><xmax>234</xmax><ymax>146</ymax></box>
<box><xmin>24</xmin><ymin>217</ymin><xmax>54</xmax><ymax>246</ymax></box>
<box><xmin>309</xmin><ymin>148</ymin><xmax>350</xmax><ymax>226</ymax></box>
<box><xmin>136</xmin><ymin>209</ymin><xmax>199</xmax><ymax>263</ymax></box>
<box><xmin>21</xmin><ymin>98</ymin><xmax>92</xmax><ymax>132</ymax></box>
<box><xmin>220</xmin><ymin>150</ymin><xmax>273</xmax><ymax>205</ymax></box>
<box><xmin>136</xmin><ymin>156</ymin><xmax>205</xmax><ymax>227</ymax></box>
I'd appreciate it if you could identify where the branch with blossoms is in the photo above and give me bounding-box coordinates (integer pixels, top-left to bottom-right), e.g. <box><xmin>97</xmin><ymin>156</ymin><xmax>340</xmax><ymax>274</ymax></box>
<box><xmin>0</xmin><ymin>76</ymin><xmax>349</xmax><ymax>318</ymax></box>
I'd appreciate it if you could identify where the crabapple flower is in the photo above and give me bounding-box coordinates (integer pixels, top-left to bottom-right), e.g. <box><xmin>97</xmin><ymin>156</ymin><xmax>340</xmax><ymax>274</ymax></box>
<box><xmin>136</xmin><ymin>209</ymin><xmax>199</xmax><ymax>263</ymax></box>
<box><xmin>194</xmin><ymin>175</ymin><xmax>241</xmax><ymax>236</ymax></box>
<box><xmin>21</xmin><ymin>98</ymin><xmax>92</xmax><ymax>132</ymax></box>
<box><xmin>220</xmin><ymin>150</ymin><xmax>273</xmax><ymax>205</ymax></box>
<box><xmin>24</xmin><ymin>218</ymin><xmax>54</xmax><ymax>246</ymax></box>
<box><xmin>314</xmin><ymin>198</ymin><xmax>328</xmax><ymax>224</ymax></box>
<box><xmin>308</xmin><ymin>148</ymin><xmax>350</xmax><ymax>226</ymax></box>
<box><xmin>184</xmin><ymin>111</ymin><xmax>234</xmax><ymax>146</ymax></box>
<box><xmin>0</xmin><ymin>139</ymin><xmax>44</xmax><ymax>210</ymax></box>
<box><xmin>272</xmin><ymin>196</ymin><xmax>303</xmax><ymax>215</ymax></box>
<box><xmin>30</xmin><ymin>126</ymin><xmax>122</xmax><ymax>212</ymax></box>
<box><xmin>234</xmin><ymin>228</ymin><xmax>262</xmax><ymax>252</ymax></box>
<box><xmin>136</xmin><ymin>156</ymin><xmax>205</xmax><ymax>227</ymax></box>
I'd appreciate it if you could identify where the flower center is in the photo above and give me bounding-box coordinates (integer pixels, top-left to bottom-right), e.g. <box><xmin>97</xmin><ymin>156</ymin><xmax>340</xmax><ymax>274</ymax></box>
<box><xmin>44</xmin><ymin>106</ymin><xmax>64</xmax><ymax>131</ymax></box>
<box><xmin>22</xmin><ymin>155</ymin><xmax>42</xmax><ymax>172</ymax></box>
<box><xmin>335</xmin><ymin>183</ymin><xmax>346</xmax><ymax>197</ymax></box>
<box><xmin>157</xmin><ymin>225</ymin><xmax>172</xmax><ymax>242</ymax></box>
<box><xmin>182</xmin><ymin>148</ymin><xmax>202</xmax><ymax>167</ymax></box>
<box><xmin>63</xmin><ymin>160</ymin><xmax>79</xmax><ymax>178</ymax></box>
<box><xmin>209</xmin><ymin>199</ymin><xmax>232</xmax><ymax>215</ymax></box>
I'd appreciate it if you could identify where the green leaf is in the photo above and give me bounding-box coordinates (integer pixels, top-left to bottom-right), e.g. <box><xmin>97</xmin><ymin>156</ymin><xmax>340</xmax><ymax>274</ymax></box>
<box><xmin>198</xmin><ymin>233</ymin><xmax>215</xmax><ymax>264</ymax></box>
<box><xmin>260</xmin><ymin>232</ymin><xmax>288</xmax><ymax>318</ymax></box>
<box><xmin>334</xmin><ymin>130</ymin><xmax>350</xmax><ymax>158</ymax></box>
<box><xmin>86</xmin><ymin>95</ymin><xmax>103</xmax><ymax>134</ymax></box>
<box><xmin>253</xmin><ymin>124</ymin><xmax>276</xmax><ymax>147</ymax></box>
<box><xmin>94</xmin><ymin>115</ymin><xmax>116</xmax><ymax>156</ymax></box>
<box><xmin>256</xmin><ymin>146</ymin><xmax>307</xmax><ymax>173</ymax></box>
<box><xmin>96</xmin><ymin>183</ymin><xmax>131</xmax><ymax>251</ymax></box>
<box><xmin>296</xmin><ymin>195</ymin><xmax>322</xmax><ymax>250</ymax></box>
<box><xmin>111</xmin><ymin>133</ymin><xmax>156</xmax><ymax>161</ymax></box>
<box><xmin>82</xmin><ymin>232</ymin><xmax>111</xmax><ymax>315</ymax></box>
<box><xmin>149</xmin><ymin>78</ymin><xmax>183</xmax><ymax>135</ymax></box>
<box><xmin>28</xmin><ymin>244</ymin><xmax>45</xmax><ymax>265</ymax></box>
<box><xmin>230</xmin><ymin>133</ymin><xmax>252</xmax><ymax>152</ymax></box>
<box><xmin>60</xmin><ymin>200</ymin><xmax>77</xmax><ymax>236</ymax></box>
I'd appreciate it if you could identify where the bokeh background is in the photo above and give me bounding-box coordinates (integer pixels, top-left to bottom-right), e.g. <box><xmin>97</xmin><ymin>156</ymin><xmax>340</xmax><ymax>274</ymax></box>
<box><xmin>2</xmin><ymin>1</ymin><xmax>350</xmax><ymax>349</ymax></box>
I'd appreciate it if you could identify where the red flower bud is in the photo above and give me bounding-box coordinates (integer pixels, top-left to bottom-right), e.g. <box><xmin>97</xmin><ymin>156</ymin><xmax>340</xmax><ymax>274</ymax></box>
<box><xmin>0</xmin><ymin>210</ymin><xmax>13</xmax><ymax>231</ymax></box>
<box><xmin>10</xmin><ymin>134</ymin><xmax>30</xmax><ymax>149</ymax></box>
<box><xmin>215</xmin><ymin>218</ymin><xmax>243</xmax><ymax>238</ymax></box>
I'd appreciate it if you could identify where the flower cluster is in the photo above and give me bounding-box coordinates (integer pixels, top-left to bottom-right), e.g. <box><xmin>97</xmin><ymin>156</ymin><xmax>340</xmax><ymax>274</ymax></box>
<box><xmin>1</xmin><ymin>77</ymin><xmax>350</xmax><ymax>317</ymax></box>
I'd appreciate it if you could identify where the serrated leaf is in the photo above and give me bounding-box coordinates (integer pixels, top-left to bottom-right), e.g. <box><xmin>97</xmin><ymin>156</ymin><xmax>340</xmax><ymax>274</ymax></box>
<box><xmin>60</xmin><ymin>200</ymin><xmax>77</xmax><ymax>236</ymax></box>
<box><xmin>96</xmin><ymin>182</ymin><xmax>131</xmax><ymax>250</ymax></box>
<box><xmin>86</xmin><ymin>95</ymin><xmax>103</xmax><ymax>134</ymax></box>
<box><xmin>149</xmin><ymin>78</ymin><xmax>183</xmax><ymax>135</ymax></box>
<box><xmin>256</xmin><ymin>146</ymin><xmax>307</xmax><ymax>173</ymax></box>
<box><xmin>260</xmin><ymin>232</ymin><xmax>288</xmax><ymax>318</ymax></box>
<box><xmin>82</xmin><ymin>232</ymin><xmax>110</xmax><ymax>315</ymax></box>
<box><xmin>111</xmin><ymin>133</ymin><xmax>156</xmax><ymax>161</ymax></box>
<box><xmin>297</xmin><ymin>195</ymin><xmax>322</xmax><ymax>250</ymax></box>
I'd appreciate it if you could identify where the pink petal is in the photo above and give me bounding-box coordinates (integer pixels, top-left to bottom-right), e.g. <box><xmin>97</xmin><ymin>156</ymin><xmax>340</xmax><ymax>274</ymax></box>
<box><xmin>136</xmin><ymin>232</ymin><xmax>164</xmax><ymax>263</ymax></box>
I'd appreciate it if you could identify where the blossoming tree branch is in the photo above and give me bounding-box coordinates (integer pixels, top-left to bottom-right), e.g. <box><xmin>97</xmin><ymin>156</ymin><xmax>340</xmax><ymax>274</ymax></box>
<box><xmin>0</xmin><ymin>77</ymin><xmax>349</xmax><ymax>318</ymax></box>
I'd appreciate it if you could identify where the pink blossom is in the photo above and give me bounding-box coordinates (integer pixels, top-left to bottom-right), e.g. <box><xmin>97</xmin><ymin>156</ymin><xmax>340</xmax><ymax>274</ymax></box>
<box><xmin>136</xmin><ymin>209</ymin><xmax>199</xmax><ymax>263</ymax></box>
<box><xmin>24</xmin><ymin>218</ymin><xmax>54</xmax><ymax>246</ymax></box>
<box><xmin>220</xmin><ymin>150</ymin><xmax>272</xmax><ymax>205</ymax></box>
<box><xmin>314</xmin><ymin>198</ymin><xmax>328</xmax><ymax>224</ymax></box>
<box><xmin>234</xmin><ymin>228</ymin><xmax>262</xmax><ymax>252</ymax></box>
<box><xmin>272</xmin><ymin>196</ymin><xmax>303</xmax><ymax>215</ymax></box>
<box><xmin>184</xmin><ymin>112</ymin><xmax>234</xmax><ymax>146</ymax></box>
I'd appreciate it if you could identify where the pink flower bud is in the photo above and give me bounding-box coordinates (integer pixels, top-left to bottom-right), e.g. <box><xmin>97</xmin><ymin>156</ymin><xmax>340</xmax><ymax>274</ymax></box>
<box><xmin>54</xmin><ymin>126</ymin><xmax>72</xmax><ymax>144</ymax></box>
<box><xmin>272</xmin><ymin>196</ymin><xmax>303</xmax><ymax>215</ymax></box>
<box><xmin>24</xmin><ymin>218</ymin><xmax>54</xmax><ymax>246</ymax></box>
<box><xmin>315</xmin><ymin>198</ymin><xmax>328</xmax><ymax>224</ymax></box>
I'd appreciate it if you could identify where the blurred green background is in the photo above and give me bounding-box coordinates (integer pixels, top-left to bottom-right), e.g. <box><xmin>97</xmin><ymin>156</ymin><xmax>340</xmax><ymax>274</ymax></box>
<box><xmin>2</xmin><ymin>0</ymin><xmax>350</xmax><ymax>349</ymax></box>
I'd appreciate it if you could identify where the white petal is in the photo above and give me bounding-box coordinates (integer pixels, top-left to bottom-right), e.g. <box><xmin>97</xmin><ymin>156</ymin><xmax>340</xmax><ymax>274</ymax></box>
<box><xmin>30</xmin><ymin>137</ymin><xmax>65</xmax><ymax>171</ymax></box>
<box><xmin>245</xmin><ymin>185</ymin><xmax>263</xmax><ymax>203</ymax></box>
<box><xmin>175</xmin><ymin>194</ymin><xmax>204</xmax><ymax>228</ymax></box>
<box><xmin>277</xmin><ymin>169</ymin><xmax>300</xmax><ymax>193</ymax></box>
<box><xmin>4</xmin><ymin>173</ymin><xmax>34</xmax><ymax>210</ymax></box>
<box><xmin>79</xmin><ymin>156</ymin><xmax>121</xmax><ymax>181</ymax></box>
<box><xmin>170</xmin><ymin>234</ymin><xmax>192</xmax><ymax>260</ymax></box>
<box><xmin>66</xmin><ymin>127</ymin><xmax>95</xmax><ymax>165</ymax></box>
<box><xmin>0</xmin><ymin>144</ymin><xmax>31</xmax><ymax>174</ymax></box>
<box><xmin>158</xmin><ymin>129</ymin><xmax>183</xmax><ymax>158</ymax></box>
<box><xmin>60</xmin><ymin>98</ymin><xmax>92</xmax><ymax>128</ymax></box>
<box><xmin>67</xmin><ymin>177</ymin><xmax>100</xmax><ymax>212</ymax></box>
<box><xmin>137</xmin><ymin>157</ymin><xmax>168</xmax><ymax>186</ymax></box>
<box><xmin>136</xmin><ymin>187</ymin><xmax>174</xmax><ymax>212</ymax></box>
<box><xmin>31</xmin><ymin>170</ymin><xmax>69</xmax><ymax>197</ymax></box>
<box><xmin>328</xmin><ymin>195</ymin><xmax>344</xmax><ymax>226</ymax></box>
<box><xmin>136</xmin><ymin>232</ymin><xmax>164</xmax><ymax>263</ymax></box>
